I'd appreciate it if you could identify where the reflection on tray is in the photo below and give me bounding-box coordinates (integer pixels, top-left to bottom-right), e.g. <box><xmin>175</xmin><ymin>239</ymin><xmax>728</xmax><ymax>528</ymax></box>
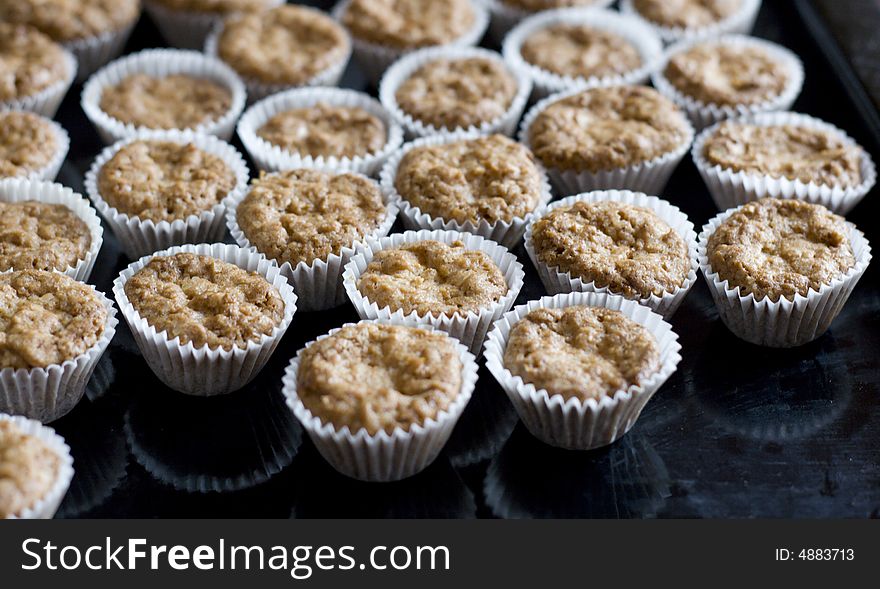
<box><xmin>484</xmin><ymin>425</ymin><xmax>671</xmax><ymax>518</ymax></box>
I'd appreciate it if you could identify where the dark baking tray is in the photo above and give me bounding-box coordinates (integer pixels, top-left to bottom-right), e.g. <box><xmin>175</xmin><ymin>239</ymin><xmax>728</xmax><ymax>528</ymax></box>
<box><xmin>44</xmin><ymin>0</ymin><xmax>880</xmax><ymax>518</ymax></box>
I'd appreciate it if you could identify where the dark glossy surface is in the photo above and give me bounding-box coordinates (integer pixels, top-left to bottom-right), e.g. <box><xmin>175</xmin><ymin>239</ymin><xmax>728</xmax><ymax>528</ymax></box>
<box><xmin>47</xmin><ymin>0</ymin><xmax>880</xmax><ymax>518</ymax></box>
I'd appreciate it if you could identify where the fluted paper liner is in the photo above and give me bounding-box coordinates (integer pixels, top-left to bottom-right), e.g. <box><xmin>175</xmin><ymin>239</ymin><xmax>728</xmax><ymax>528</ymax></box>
<box><xmin>81</xmin><ymin>49</ymin><xmax>247</xmax><ymax>144</ymax></box>
<box><xmin>237</xmin><ymin>87</ymin><xmax>404</xmax><ymax>176</ymax></box>
<box><xmin>379</xmin><ymin>45</ymin><xmax>531</xmax><ymax>139</ymax></box>
<box><xmin>342</xmin><ymin>229</ymin><xmax>525</xmax><ymax>355</ymax></box>
<box><xmin>620</xmin><ymin>0</ymin><xmax>761</xmax><ymax>44</ymax></box>
<box><xmin>225</xmin><ymin>172</ymin><xmax>397</xmax><ymax>312</ymax></box>
<box><xmin>145</xmin><ymin>0</ymin><xmax>285</xmax><ymax>50</ymax></box>
<box><xmin>484</xmin><ymin>0</ymin><xmax>615</xmax><ymax>44</ymax></box>
<box><xmin>0</xmin><ymin>288</ymin><xmax>117</xmax><ymax>423</ymax></box>
<box><xmin>523</xmin><ymin>190</ymin><xmax>699</xmax><ymax>319</ymax></box>
<box><xmin>281</xmin><ymin>319</ymin><xmax>479</xmax><ymax>481</ymax></box>
<box><xmin>65</xmin><ymin>20</ymin><xmax>138</xmax><ymax>81</ymax></box>
<box><xmin>332</xmin><ymin>0</ymin><xmax>490</xmax><ymax>85</ymax></box>
<box><xmin>0</xmin><ymin>413</ymin><xmax>74</xmax><ymax>519</ymax></box>
<box><xmin>0</xmin><ymin>178</ymin><xmax>103</xmax><ymax>282</ymax></box>
<box><xmin>84</xmin><ymin>129</ymin><xmax>250</xmax><ymax>259</ymax></box>
<box><xmin>697</xmin><ymin>206</ymin><xmax>872</xmax><ymax>347</ymax></box>
<box><xmin>502</xmin><ymin>7</ymin><xmax>663</xmax><ymax>100</ymax></box>
<box><xmin>519</xmin><ymin>86</ymin><xmax>695</xmax><ymax>195</ymax></box>
<box><xmin>1</xmin><ymin>50</ymin><xmax>76</xmax><ymax>118</ymax></box>
<box><xmin>379</xmin><ymin>130</ymin><xmax>552</xmax><ymax>248</ymax></box>
<box><xmin>692</xmin><ymin>111</ymin><xmax>877</xmax><ymax>214</ymax></box>
<box><xmin>112</xmin><ymin>243</ymin><xmax>298</xmax><ymax>396</ymax></box>
<box><xmin>484</xmin><ymin>292</ymin><xmax>682</xmax><ymax>450</ymax></box>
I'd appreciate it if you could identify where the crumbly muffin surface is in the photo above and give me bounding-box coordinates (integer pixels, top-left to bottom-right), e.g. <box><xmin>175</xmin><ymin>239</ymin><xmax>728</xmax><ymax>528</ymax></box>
<box><xmin>0</xmin><ymin>270</ymin><xmax>107</xmax><ymax>369</ymax></box>
<box><xmin>97</xmin><ymin>140</ymin><xmax>236</xmax><ymax>222</ymax></box>
<box><xmin>0</xmin><ymin>0</ymin><xmax>141</xmax><ymax>42</ymax></box>
<box><xmin>237</xmin><ymin>169</ymin><xmax>387</xmax><ymax>268</ymax></box>
<box><xmin>99</xmin><ymin>74</ymin><xmax>233</xmax><ymax>130</ymax></box>
<box><xmin>217</xmin><ymin>5</ymin><xmax>349</xmax><ymax>85</ymax></box>
<box><xmin>341</xmin><ymin>0</ymin><xmax>476</xmax><ymax>49</ymax></box>
<box><xmin>503</xmin><ymin>305</ymin><xmax>660</xmax><ymax>401</ymax></box>
<box><xmin>0</xmin><ymin>111</ymin><xmax>58</xmax><ymax>177</ymax></box>
<box><xmin>123</xmin><ymin>252</ymin><xmax>285</xmax><ymax>351</ymax></box>
<box><xmin>394</xmin><ymin>57</ymin><xmax>518</xmax><ymax>130</ymax></box>
<box><xmin>702</xmin><ymin>122</ymin><xmax>863</xmax><ymax>187</ymax></box>
<box><xmin>528</xmin><ymin>85</ymin><xmax>691</xmax><ymax>172</ymax></box>
<box><xmin>503</xmin><ymin>0</ymin><xmax>604</xmax><ymax>11</ymax></box>
<box><xmin>0</xmin><ymin>420</ymin><xmax>62</xmax><ymax>518</ymax></box>
<box><xmin>532</xmin><ymin>201</ymin><xmax>690</xmax><ymax>299</ymax></box>
<box><xmin>152</xmin><ymin>0</ymin><xmax>276</xmax><ymax>13</ymax></box>
<box><xmin>0</xmin><ymin>202</ymin><xmax>91</xmax><ymax>273</ymax></box>
<box><xmin>256</xmin><ymin>103</ymin><xmax>386</xmax><ymax>159</ymax></box>
<box><xmin>632</xmin><ymin>0</ymin><xmax>741</xmax><ymax>29</ymax></box>
<box><xmin>520</xmin><ymin>24</ymin><xmax>642</xmax><ymax>79</ymax></box>
<box><xmin>394</xmin><ymin>134</ymin><xmax>543</xmax><ymax>224</ymax></box>
<box><xmin>0</xmin><ymin>24</ymin><xmax>70</xmax><ymax>102</ymax></box>
<box><xmin>707</xmin><ymin>199</ymin><xmax>855</xmax><ymax>301</ymax></box>
<box><xmin>357</xmin><ymin>240</ymin><xmax>508</xmax><ymax>316</ymax></box>
<box><xmin>297</xmin><ymin>323</ymin><xmax>463</xmax><ymax>435</ymax></box>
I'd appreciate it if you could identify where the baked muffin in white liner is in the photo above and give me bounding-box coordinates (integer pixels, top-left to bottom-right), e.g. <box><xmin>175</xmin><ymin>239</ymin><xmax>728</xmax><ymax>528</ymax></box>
<box><xmin>85</xmin><ymin>129</ymin><xmax>250</xmax><ymax>260</ymax></box>
<box><xmin>483</xmin><ymin>0</ymin><xmax>615</xmax><ymax>43</ymax></box>
<box><xmin>692</xmin><ymin>111</ymin><xmax>877</xmax><ymax>214</ymax></box>
<box><xmin>523</xmin><ymin>190</ymin><xmax>699</xmax><ymax>319</ymax></box>
<box><xmin>379</xmin><ymin>130</ymin><xmax>553</xmax><ymax>248</ymax></box>
<box><xmin>484</xmin><ymin>291</ymin><xmax>682</xmax><ymax>450</ymax></box>
<box><xmin>145</xmin><ymin>0</ymin><xmax>286</xmax><ymax>50</ymax></box>
<box><xmin>342</xmin><ymin>229</ymin><xmax>525</xmax><ymax>355</ymax></box>
<box><xmin>620</xmin><ymin>0</ymin><xmax>761</xmax><ymax>44</ymax></box>
<box><xmin>0</xmin><ymin>112</ymin><xmax>69</xmax><ymax>182</ymax></box>
<box><xmin>112</xmin><ymin>243</ymin><xmax>298</xmax><ymax>396</ymax></box>
<box><xmin>281</xmin><ymin>318</ymin><xmax>479</xmax><ymax>482</ymax></box>
<box><xmin>236</xmin><ymin>87</ymin><xmax>404</xmax><ymax>176</ymax></box>
<box><xmin>1</xmin><ymin>50</ymin><xmax>77</xmax><ymax>118</ymax></box>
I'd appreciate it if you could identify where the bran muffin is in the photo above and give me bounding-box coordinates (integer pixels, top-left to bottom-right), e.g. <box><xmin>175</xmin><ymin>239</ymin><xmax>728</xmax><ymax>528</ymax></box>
<box><xmin>502</xmin><ymin>0</ymin><xmax>605</xmax><ymax>11</ymax></box>
<box><xmin>0</xmin><ymin>24</ymin><xmax>71</xmax><ymax>103</ymax></box>
<box><xmin>503</xmin><ymin>305</ymin><xmax>660</xmax><ymax>400</ymax></box>
<box><xmin>630</xmin><ymin>0</ymin><xmax>741</xmax><ymax>29</ymax></box>
<box><xmin>341</xmin><ymin>0</ymin><xmax>477</xmax><ymax>49</ymax></box>
<box><xmin>0</xmin><ymin>270</ymin><xmax>107</xmax><ymax>369</ymax></box>
<box><xmin>296</xmin><ymin>322</ymin><xmax>464</xmax><ymax>434</ymax></box>
<box><xmin>0</xmin><ymin>201</ymin><xmax>92</xmax><ymax>273</ymax></box>
<box><xmin>96</xmin><ymin>140</ymin><xmax>236</xmax><ymax>222</ymax></box>
<box><xmin>0</xmin><ymin>418</ymin><xmax>62</xmax><ymax>518</ymax></box>
<box><xmin>519</xmin><ymin>24</ymin><xmax>642</xmax><ymax>80</ymax></box>
<box><xmin>236</xmin><ymin>169</ymin><xmax>387</xmax><ymax>268</ymax></box>
<box><xmin>0</xmin><ymin>0</ymin><xmax>141</xmax><ymax>43</ymax></box>
<box><xmin>149</xmin><ymin>0</ymin><xmax>274</xmax><ymax>13</ymax></box>
<box><xmin>356</xmin><ymin>239</ymin><xmax>509</xmax><ymax>316</ymax></box>
<box><xmin>706</xmin><ymin>198</ymin><xmax>856</xmax><ymax>301</ymax></box>
<box><xmin>122</xmin><ymin>252</ymin><xmax>285</xmax><ymax>350</ymax></box>
<box><xmin>0</xmin><ymin>112</ymin><xmax>60</xmax><ymax>178</ymax></box>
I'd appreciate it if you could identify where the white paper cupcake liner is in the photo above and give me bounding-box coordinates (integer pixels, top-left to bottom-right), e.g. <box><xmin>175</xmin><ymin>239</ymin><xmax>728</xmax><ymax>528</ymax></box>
<box><xmin>237</xmin><ymin>87</ymin><xmax>404</xmax><ymax>176</ymax></box>
<box><xmin>84</xmin><ymin>129</ymin><xmax>250</xmax><ymax>260</ymax></box>
<box><xmin>0</xmin><ymin>178</ymin><xmax>104</xmax><ymax>282</ymax></box>
<box><xmin>692</xmin><ymin>111</ymin><xmax>877</xmax><ymax>214</ymax></box>
<box><xmin>484</xmin><ymin>0</ymin><xmax>616</xmax><ymax>44</ymax></box>
<box><xmin>65</xmin><ymin>19</ymin><xmax>138</xmax><ymax>81</ymax></box>
<box><xmin>0</xmin><ymin>50</ymin><xmax>77</xmax><ymax>118</ymax></box>
<box><xmin>342</xmin><ymin>229</ymin><xmax>525</xmax><ymax>355</ymax></box>
<box><xmin>112</xmin><ymin>243</ymin><xmax>298</xmax><ymax>396</ymax></box>
<box><xmin>281</xmin><ymin>318</ymin><xmax>479</xmax><ymax>481</ymax></box>
<box><xmin>379</xmin><ymin>45</ymin><xmax>531</xmax><ymax>139</ymax></box>
<box><xmin>484</xmin><ymin>291</ymin><xmax>682</xmax><ymax>450</ymax></box>
<box><xmin>502</xmin><ymin>7</ymin><xmax>663</xmax><ymax>100</ymax></box>
<box><xmin>697</xmin><ymin>206</ymin><xmax>872</xmax><ymax>347</ymax></box>
<box><xmin>620</xmin><ymin>0</ymin><xmax>762</xmax><ymax>44</ymax></box>
<box><xmin>379</xmin><ymin>130</ymin><xmax>552</xmax><ymax>248</ymax></box>
<box><xmin>145</xmin><ymin>0</ymin><xmax>286</xmax><ymax>50</ymax></box>
<box><xmin>0</xmin><ymin>413</ymin><xmax>74</xmax><ymax>519</ymax></box>
<box><xmin>652</xmin><ymin>35</ymin><xmax>805</xmax><ymax>130</ymax></box>
<box><xmin>225</xmin><ymin>173</ymin><xmax>398</xmax><ymax>312</ymax></box>
<box><xmin>204</xmin><ymin>18</ymin><xmax>352</xmax><ymax>103</ymax></box>
<box><xmin>0</xmin><ymin>287</ymin><xmax>118</xmax><ymax>423</ymax></box>
<box><xmin>81</xmin><ymin>49</ymin><xmax>248</xmax><ymax>144</ymax></box>
<box><xmin>518</xmin><ymin>86</ymin><xmax>696</xmax><ymax>195</ymax></box>
<box><xmin>523</xmin><ymin>190</ymin><xmax>699</xmax><ymax>318</ymax></box>
<box><xmin>332</xmin><ymin>0</ymin><xmax>490</xmax><ymax>86</ymax></box>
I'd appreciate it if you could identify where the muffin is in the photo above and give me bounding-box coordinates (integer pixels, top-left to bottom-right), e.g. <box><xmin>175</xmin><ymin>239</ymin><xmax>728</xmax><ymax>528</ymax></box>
<box><xmin>283</xmin><ymin>320</ymin><xmax>478</xmax><ymax>480</ymax></box>
<box><xmin>386</xmin><ymin>133</ymin><xmax>548</xmax><ymax>246</ymax></box>
<box><xmin>0</xmin><ymin>0</ymin><xmax>141</xmax><ymax>78</ymax></box>
<box><xmin>0</xmin><ymin>202</ymin><xmax>92</xmax><ymax>273</ymax></box>
<box><xmin>0</xmin><ymin>111</ymin><xmax>68</xmax><ymax>180</ymax></box>
<box><xmin>144</xmin><ymin>0</ymin><xmax>283</xmax><ymax>50</ymax></box>
<box><xmin>0</xmin><ymin>415</ymin><xmax>73</xmax><ymax>519</ymax></box>
<box><xmin>485</xmin><ymin>0</ymin><xmax>615</xmax><ymax>43</ymax></box>
<box><xmin>228</xmin><ymin>169</ymin><xmax>393</xmax><ymax>311</ymax></box>
<box><xmin>210</xmin><ymin>5</ymin><xmax>351</xmax><ymax>99</ymax></box>
<box><xmin>522</xmin><ymin>85</ymin><xmax>694</xmax><ymax>194</ymax></box>
<box><xmin>521</xmin><ymin>24</ymin><xmax>641</xmax><ymax>80</ymax></box>
<box><xmin>0</xmin><ymin>24</ymin><xmax>76</xmax><ymax>115</ymax></box>
<box><xmin>483</xmin><ymin>291</ymin><xmax>681</xmax><ymax>449</ymax></box>
<box><xmin>622</xmin><ymin>0</ymin><xmax>760</xmax><ymax>42</ymax></box>
<box><xmin>699</xmin><ymin>198</ymin><xmax>871</xmax><ymax>347</ymax></box>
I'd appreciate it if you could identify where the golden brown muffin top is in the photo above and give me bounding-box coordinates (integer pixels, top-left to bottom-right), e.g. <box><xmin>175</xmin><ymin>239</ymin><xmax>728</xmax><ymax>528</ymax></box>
<box><xmin>0</xmin><ymin>0</ymin><xmax>141</xmax><ymax>42</ymax></box>
<box><xmin>520</xmin><ymin>24</ymin><xmax>642</xmax><ymax>79</ymax></box>
<box><xmin>0</xmin><ymin>419</ymin><xmax>62</xmax><ymax>518</ymax></box>
<box><xmin>0</xmin><ymin>24</ymin><xmax>70</xmax><ymax>102</ymax></box>
<box><xmin>0</xmin><ymin>202</ymin><xmax>91</xmax><ymax>273</ymax></box>
<box><xmin>341</xmin><ymin>0</ymin><xmax>476</xmax><ymax>49</ymax></box>
<box><xmin>632</xmin><ymin>0</ymin><xmax>741</xmax><ymax>29</ymax></box>
<box><xmin>0</xmin><ymin>111</ymin><xmax>59</xmax><ymax>177</ymax></box>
